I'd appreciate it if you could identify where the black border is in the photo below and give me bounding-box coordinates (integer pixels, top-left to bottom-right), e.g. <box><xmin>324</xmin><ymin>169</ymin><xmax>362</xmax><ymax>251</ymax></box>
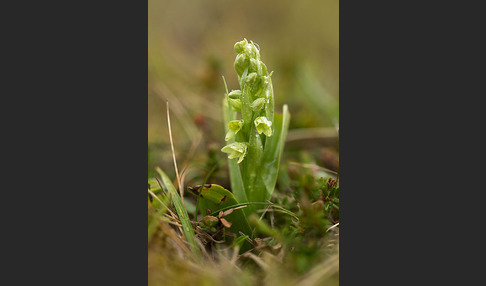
<box><xmin>340</xmin><ymin>1</ymin><xmax>484</xmax><ymax>284</ymax></box>
<box><xmin>3</xmin><ymin>1</ymin><xmax>148</xmax><ymax>283</ymax></box>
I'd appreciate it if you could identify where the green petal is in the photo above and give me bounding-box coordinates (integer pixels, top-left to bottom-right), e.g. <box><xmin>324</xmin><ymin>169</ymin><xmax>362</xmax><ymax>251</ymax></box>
<box><xmin>225</xmin><ymin>120</ymin><xmax>243</xmax><ymax>141</ymax></box>
<box><xmin>237</xmin><ymin>152</ymin><xmax>246</xmax><ymax>164</ymax></box>
<box><xmin>254</xmin><ymin>116</ymin><xmax>273</xmax><ymax>137</ymax></box>
<box><xmin>221</xmin><ymin>142</ymin><xmax>248</xmax><ymax>164</ymax></box>
<box><xmin>228</xmin><ymin>120</ymin><xmax>244</xmax><ymax>132</ymax></box>
<box><xmin>225</xmin><ymin>130</ymin><xmax>236</xmax><ymax>141</ymax></box>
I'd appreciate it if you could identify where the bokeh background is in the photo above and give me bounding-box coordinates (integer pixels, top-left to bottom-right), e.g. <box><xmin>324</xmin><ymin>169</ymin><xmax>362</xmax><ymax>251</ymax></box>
<box><xmin>148</xmin><ymin>0</ymin><xmax>339</xmax><ymax>182</ymax></box>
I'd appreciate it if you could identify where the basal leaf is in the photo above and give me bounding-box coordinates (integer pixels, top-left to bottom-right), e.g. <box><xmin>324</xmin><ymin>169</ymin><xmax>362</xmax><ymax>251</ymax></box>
<box><xmin>188</xmin><ymin>184</ymin><xmax>252</xmax><ymax>237</ymax></box>
<box><xmin>255</xmin><ymin>105</ymin><xmax>290</xmax><ymax>203</ymax></box>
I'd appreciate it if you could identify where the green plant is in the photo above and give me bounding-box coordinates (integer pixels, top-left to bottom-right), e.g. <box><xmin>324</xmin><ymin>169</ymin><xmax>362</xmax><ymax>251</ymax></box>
<box><xmin>221</xmin><ymin>39</ymin><xmax>290</xmax><ymax>216</ymax></box>
<box><xmin>155</xmin><ymin>167</ymin><xmax>201</xmax><ymax>259</ymax></box>
<box><xmin>149</xmin><ymin>40</ymin><xmax>294</xmax><ymax>256</ymax></box>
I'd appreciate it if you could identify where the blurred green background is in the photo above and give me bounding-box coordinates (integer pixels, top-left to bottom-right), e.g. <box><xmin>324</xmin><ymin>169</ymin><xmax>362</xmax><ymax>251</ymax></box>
<box><xmin>148</xmin><ymin>0</ymin><xmax>339</xmax><ymax>181</ymax></box>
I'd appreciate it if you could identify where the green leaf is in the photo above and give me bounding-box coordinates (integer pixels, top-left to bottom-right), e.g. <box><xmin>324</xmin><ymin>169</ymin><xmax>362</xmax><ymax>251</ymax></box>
<box><xmin>155</xmin><ymin>167</ymin><xmax>201</xmax><ymax>259</ymax></box>
<box><xmin>255</xmin><ymin>105</ymin><xmax>290</xmax><ymax>203</ymax></box>
<box><xmin>188</xmin><ymin>184</ymin><xmax>252</xmax><ymax>237</ymax></box>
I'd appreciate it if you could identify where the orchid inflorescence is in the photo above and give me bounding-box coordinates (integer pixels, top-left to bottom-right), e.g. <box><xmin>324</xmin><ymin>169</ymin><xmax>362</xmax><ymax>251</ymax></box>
<box><xmin>221</xmin><ymin>39</ymin><xmax>289</xmax><ymax>215</ymax></box>
<box><xmin>221</xmin><ymin>39</ymin><xmax>275</xmax><ymax>164</ymax></box>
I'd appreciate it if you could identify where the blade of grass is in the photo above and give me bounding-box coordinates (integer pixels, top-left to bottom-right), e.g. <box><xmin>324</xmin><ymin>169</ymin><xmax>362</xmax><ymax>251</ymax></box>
<box><xmin>207</xmin><ymin>201</ymin><xmax>299</xmax><ymax>221</ymax></box>
<box><xmin>231</xmin><ymin>235</ymin><xmax>249</xmax><ymax>249</ymax></box>
<box><xmin>156</xmin><ymin>167</ymin><xmax>201</xmax><ymax>259</ymax></box>
<box><xmin>154</xmin><ymin>83</ymin><xmax>199</xmax><ymax>141</ymax></box>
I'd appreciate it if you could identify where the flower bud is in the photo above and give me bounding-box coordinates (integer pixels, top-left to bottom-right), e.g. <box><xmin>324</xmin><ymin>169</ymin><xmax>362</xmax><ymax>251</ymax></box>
<box><xmin>234</xmin><ymin>53</ymin><xmax>248</xmax><ymax>77</ymax></box>
<box><xmin>261</xmin><ymin>62</ymin><xmax>267</xmax><ymax>75</ymax></box>
<box><xmin>246</xmin><ymin>42</ymin><xmax>259</xmax><ymax>59</ymax></box>
<box><xmin>254</xmin><ymin>116</ymin><xmax>272</xmax><ymax>137</ymax></box>
<box><xmin>228</xmin><ymin>98</ymin><xmax>241</xmax><ymax>111</ymax></box>
<box><xmin>245</xmin><ymin>72</ymin><xmax>258</xmax><ymax>85</ymax></box>
<box><xmin>246</xmin><ymin>72</ymin><xmax>264</xmax><ymax>96</ymax></box>
<box><xmin>251</xmin><ymin>98</ymin><xmax>265</xmax><ymax>111</ymax></box>
<box><xmin>221</xmin><ymin>142</ymin><xmax>248</xmax><ymax>164</ymax></box>
<box><xmin>250</xmin><ymin>58</ymin><xmax>261</xmax><ymax>73</ymax></box>
<box><xmin>228</xmin><ymin>90</ymin><xmax>242</xmax><ymax>99</ymax></box>
<box><xmin>234</xmin><ymin>39</ymin><xmax>248</xmax><ymax>54</ymax></box>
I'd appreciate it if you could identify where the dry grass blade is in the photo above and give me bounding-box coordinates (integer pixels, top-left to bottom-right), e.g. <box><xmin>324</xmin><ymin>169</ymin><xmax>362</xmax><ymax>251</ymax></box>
<box><xmin>166</xmin><ymin>101</ymin><xmax>184</xmax><ymax>201</ymax></box>
<box><xmin>155</xmin><ymin>83</ymin><xmax>199</xmax><ymax>141</ymax></box>
<box><xmin>148</xmin><ymin>188</ymin><xmax>177</xmax><ymax>219</ymax></box>
<box><xmin>221</xmin><ymin>208</ymin><xmax>235</xmax><ymax>217</ymax></box>
<box><xmin>159</xmin><ymin>222</ymin><xmax>193</xmax><ymax>258</ymax></box>
<box><xmin>326</xmin><ymin>222</ymin><xmax>339</xmax><ymax>232</ymax></box>
<box><xmin>179</xmin><ymin>130</ymin><xmax>202</xmax><ymax>178</ymax></box>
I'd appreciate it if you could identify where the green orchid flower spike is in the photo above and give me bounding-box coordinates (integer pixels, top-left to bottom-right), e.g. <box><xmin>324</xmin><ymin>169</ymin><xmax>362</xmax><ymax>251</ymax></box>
<box><xmin>221</xmin><ymin>39</ymin><xmax>291</xmax><ymax>216</ymax></box>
